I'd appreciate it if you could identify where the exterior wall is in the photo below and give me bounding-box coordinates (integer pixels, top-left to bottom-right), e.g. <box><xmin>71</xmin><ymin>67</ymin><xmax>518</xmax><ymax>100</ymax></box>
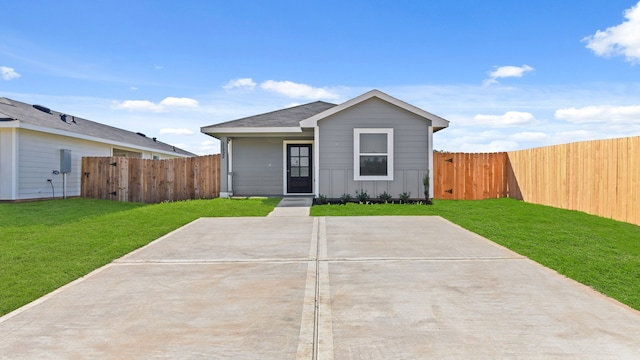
<box><xmin>2</xmin><ymin>129</ymin><xmax>185</xmax><ymax>201</ymax></box>
<box><xmin>231</xmin><ymin>137</ymin><xmax>286</xmax><ymax>196</ymax></box>
<box><xmin>17</xmin><ymin>129</ymin><xmax>112</xmax><ymax>200</ymax></box>
<box><xmin>318</xmin><ymin>97</ymin><xmax>431</xmax><ymax>199</ymax></box>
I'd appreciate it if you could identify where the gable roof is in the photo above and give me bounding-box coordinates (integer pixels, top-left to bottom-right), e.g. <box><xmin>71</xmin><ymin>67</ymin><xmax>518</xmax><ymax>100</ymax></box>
<box><xmin>207</xmin><ymin>101</ymin><xmax>337</xmax><ymax>128</ymax></box>
<box><xmin>201</xmin><ymin>89</ymin><xmax>450</xmax><ymax>138</ymax></box>
<box><xmin>299</xmin><ymin>89</ymin><xmax>449</xmax><ymax>131</ymax></box>
<box><xmin>0</xmin><ymin>97</ymin><xmax>195</xmax><ymax>156</ymax></box>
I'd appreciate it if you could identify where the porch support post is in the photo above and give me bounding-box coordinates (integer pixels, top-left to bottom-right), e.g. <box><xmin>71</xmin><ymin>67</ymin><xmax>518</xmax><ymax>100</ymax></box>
<box><xmin>218</xmin><ymin>136</ymin><xmax>232</xmax><ymax>198</ymax></box>
<box><xmin>313</xmin><ymin>126</ymin><xmax>320</xmax><ymax>197</ymax></box>
<box><xmin>427</xmin><ymin>126</ymin><xmax>434</xmax><ymax>199</ymax></box>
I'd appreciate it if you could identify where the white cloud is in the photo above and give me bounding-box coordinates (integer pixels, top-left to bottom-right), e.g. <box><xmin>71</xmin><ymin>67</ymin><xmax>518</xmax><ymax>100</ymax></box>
<box><xmin>130</xmin><ymin>86</ymin><xmax>138</xmax><ymax>91</ymax></box>
<box><xmin>112</xmin><ymin>100</ymin><xmax>164</xmax><ymax>112</ymax></box>
<box><xmin>198</xmin><ymin>140</ymin><xmax>219</xmax><ymax>155</ymax></box>
<box><xmin>472</xmin><ymin>111</ymin><xmax>537</xmax><ymax>127</ymax></box>
<box><xmin>583</xmin><ymin>2</ymin><xmax>640</xmax><ymax>63</ymax></box>
<box><xmin>260</xmin><ymin>80</ymin><xmax>339</xmax><ymax>99</ymax></box>
<box><xmin>113</xmin><ymin>97</ymin><xmax>199</xmax><ymax>112</ymax></box>
<box><xmin>510</xmin><ymin>132</ymin><xmax>548</xmax><ymax>142</ymax></box>
<box><xmin>160</xmin><ymin>97</ymin><xmax>199</xmax><ymax>107</ymax></box>
<box><xmin>483</xmin><ymin>65</ymin><xmax>534</xmax><ymax>86</ymax></box>
<box><xmin>1</xmin><ymin>66</ymin><xmax>21</xmax><ymax>80</ymax></box>
<box><xmin>223</xmin><ymin>78</ymin><xmax>257</xmax><ymax>90</ymax></box>
<box><xmin>555</xmin><ymin>104</ymin><xmax>640</xmax><ymax>124</ymax></box>
<box><xmin>159</xmin><ymin>128</ymin><xmax>195</xmax><ymax>135</ymax></box>
<box><xmin>485</xmin><ymin>140</ymin><xmax>520</xmax><ymax>152</ymax></box>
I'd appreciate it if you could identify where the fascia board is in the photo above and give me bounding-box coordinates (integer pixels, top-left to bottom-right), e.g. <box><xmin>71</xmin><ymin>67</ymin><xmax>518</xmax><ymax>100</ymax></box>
<box><xmin>17</xmin><ymin>122</ymin><xmax>189</xmax><ymax>157</ymax></box>
<box><xmin>0</xmin><ymin>120</ymin><xmax>19</xmax><ymax>128</ymax></box>
<box><xmin>201</xmin><ymin>126</ymin><xmax>302</xmax><ymax>133</ymax></box>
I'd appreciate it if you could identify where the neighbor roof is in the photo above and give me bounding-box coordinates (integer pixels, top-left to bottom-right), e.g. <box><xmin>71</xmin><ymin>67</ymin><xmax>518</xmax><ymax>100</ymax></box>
<box><xmin>0</xmin><ymin>97</ymin><xmax>195</xmax><ymax>156</ymax></box>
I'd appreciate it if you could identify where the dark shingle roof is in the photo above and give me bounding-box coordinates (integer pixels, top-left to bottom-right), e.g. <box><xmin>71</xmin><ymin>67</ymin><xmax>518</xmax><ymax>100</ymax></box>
<box><xmin>205</xmin><ymin>101</ymin><xmax>337</xmax><ymax>128</ymax></box>
<box><xmin>0</xmin><ymin>97</ymin><xmax>195</xmax><ymax>156</ymax></box>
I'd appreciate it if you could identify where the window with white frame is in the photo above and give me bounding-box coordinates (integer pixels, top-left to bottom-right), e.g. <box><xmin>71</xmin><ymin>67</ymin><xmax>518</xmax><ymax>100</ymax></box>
<box><xmin>354</xmin><ymin>128</ymin><xmax>393</xmax><ymax>180</ymax></box>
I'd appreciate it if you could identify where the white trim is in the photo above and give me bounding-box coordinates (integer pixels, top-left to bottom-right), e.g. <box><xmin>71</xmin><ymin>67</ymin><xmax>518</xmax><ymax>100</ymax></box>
<box><xmin>282</xmin><ymin>140</ymin><xmax>314</xmax><ymax>196</ymax></box>
<box><xmin>201</xmin><ymin>126</ymin><xmax>302</xmax><ymax>134</ymax></box>
<box><xmin>313</xmin><ymin>126</ymin><xmax>320</xmax><ymax>196</ymax></box>
<box><xmin>227</xmin><ymin>138</ymin><xmax>233</xmax><ymax>197</ymax></box>
<box><xmin>353</xmin><ymin>128</ymin><xmax>394</xmax><ymax>181</ymax></box>
<box><xmin>427</xmin><ymin>126</ymin><xmax>434</xmax><ymax>199</ymax></box>
<box><xmin>300</xmin><ymin>89</ymin><xmax>449</xmax><ymax>130</ymax></box>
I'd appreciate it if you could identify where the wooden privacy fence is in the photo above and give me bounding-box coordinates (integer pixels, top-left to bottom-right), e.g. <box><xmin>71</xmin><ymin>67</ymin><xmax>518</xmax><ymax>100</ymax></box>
<box><xmin>81</xmin><ymin>155</ymin><xmax>220</xmax><ymax>203</ymax></box>
<box><xmin>433</xmin><ymin>152</ymin><xmax>517</xmax><ymax>200</ymax></box>
<box><xmin>433</xmin><ymin>136</ymin><xmax>640</xmax><ymax>226</ymax></box>
<box><xmin>507</xmin><ymin>136</ymin><xmax>639</xmax><ymax>226</ymax></box>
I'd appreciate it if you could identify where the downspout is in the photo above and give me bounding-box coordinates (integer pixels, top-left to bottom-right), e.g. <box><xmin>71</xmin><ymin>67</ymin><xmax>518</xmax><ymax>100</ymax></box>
<box><xmin>227</xmin><ymin>138</ymin><xmax>233</xmax><ymax>197</ymax></box>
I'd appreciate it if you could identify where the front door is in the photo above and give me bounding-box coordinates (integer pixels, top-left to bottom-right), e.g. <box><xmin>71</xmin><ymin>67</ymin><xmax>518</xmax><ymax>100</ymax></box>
<box><xmin>287</xmin><ymin>144</ymin><xmax>312</xmax><ymax>193</ymax></box>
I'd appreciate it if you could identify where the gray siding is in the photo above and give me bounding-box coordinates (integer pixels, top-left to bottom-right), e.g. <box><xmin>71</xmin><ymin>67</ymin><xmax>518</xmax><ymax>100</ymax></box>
<box><xmin>231</xmin><ymin>137</ymin><xmax>284</xmax><ymax>196</ymax></box>
<box><xmin>318</xmin><ymin>98</ymin><xmax>431</xmax><ymax>199</ymax></box>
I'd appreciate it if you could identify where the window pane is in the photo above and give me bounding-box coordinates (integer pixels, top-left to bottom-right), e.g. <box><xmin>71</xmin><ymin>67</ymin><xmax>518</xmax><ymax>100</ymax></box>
<box><xmin>360</xmin><ymin>156</ymin><xmax>387</xmax><ymax>176</ymax></box>
<box><xmin>300</xmin><ymin>167</ymin><xmax>309</xmax><ymax>177</ymax></box>
<box><xmin>300</xmin><ymin>157</ymin><xmax>309</xmax><ymax>166</ymax></box>
<box><xmin>291</xmin><ymin>157</ymin><xmax>300</xmax><ymax>166</ymax></box>
<box><xmin>360</xmin><ymin>133</ymin><xmax>387</xmax><ymax>153</ymax></box>
<box><xmin>300</xmin><ymin>147</ymin><xmax>309</xmax><ymax>156</ymax></box>
<box><xmin>291</xmin><ymin>167</ymin><xmax>300</xmax><ymax>177</ymax></box>
<box><xmin>290</xmin><ymin>147</ymin><xmax>299</xmax><ymax>156</ymax></box>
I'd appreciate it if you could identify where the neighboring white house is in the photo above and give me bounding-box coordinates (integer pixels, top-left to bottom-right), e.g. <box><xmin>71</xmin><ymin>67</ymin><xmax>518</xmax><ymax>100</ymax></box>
<box><xmin>201</xmin><ymin>89</ymin><xmax>449</xmax><ymax>199</ymax></box>
<box><xmin>0</xmin><ymin>97</ymin><xmax>195</xmax><ymax>201</ymax></box>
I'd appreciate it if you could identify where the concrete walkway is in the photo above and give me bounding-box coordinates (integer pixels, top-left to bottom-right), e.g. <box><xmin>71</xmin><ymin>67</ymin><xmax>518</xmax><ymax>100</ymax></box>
<box><xmin>2</xmin><ymin>207</ymin><xmax>640</xmax><ymax>358</ymax></box>
<box><xmin>268</xmin><ymin>196</ymin><xmax>314</xmax><ymax>217</ymax></box>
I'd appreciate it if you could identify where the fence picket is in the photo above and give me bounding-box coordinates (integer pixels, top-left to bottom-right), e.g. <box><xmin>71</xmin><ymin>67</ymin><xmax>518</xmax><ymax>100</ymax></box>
<box><xmin>82</xmin><ymin>155</ymin><xmax>220</xmax><ymax>204</ymax></box>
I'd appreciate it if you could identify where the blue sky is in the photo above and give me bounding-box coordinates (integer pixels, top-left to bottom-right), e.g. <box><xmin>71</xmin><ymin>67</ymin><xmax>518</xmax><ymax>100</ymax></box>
<box><xmin>2</xmin><ymin>0</ymin><xmax>640</xmax><ymax>154</ymax></box>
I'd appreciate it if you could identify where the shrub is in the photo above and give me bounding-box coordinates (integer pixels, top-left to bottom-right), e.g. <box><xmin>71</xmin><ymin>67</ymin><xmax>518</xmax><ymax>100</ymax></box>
<box><xmin>340</xmin><ymin>193</ymin><xmax>352</xmax><ymax>204</ymax></box>
<box><xmin>423</xmin><ymin>175</ymin><xmax>430</xmax><ymax>200</ymax></box>
<box><xmin>316</xmin><ymin>194</ymin><xmax>328</xmax><ymax>205</ymax></box>
<box><xmin>355</xmin><ymin>189</ymin><xmax>370</xmax><ymax>203</ymax></box>
<box><xmin>378</xmin><ymin>191</ymin><xmax>392</xmax><ymax>203</ymax></box>
<box><xmin>399</xmin><ymin>192</ymin><xmax>411</xmax><ymax>204</ymax></box>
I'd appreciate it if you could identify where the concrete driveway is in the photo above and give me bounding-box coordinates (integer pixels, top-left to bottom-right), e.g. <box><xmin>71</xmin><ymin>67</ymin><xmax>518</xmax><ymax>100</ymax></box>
<box><xmin>1</xmin><ymin>215</ymin><xmax>640</xmax><ymax>359</ymax></box>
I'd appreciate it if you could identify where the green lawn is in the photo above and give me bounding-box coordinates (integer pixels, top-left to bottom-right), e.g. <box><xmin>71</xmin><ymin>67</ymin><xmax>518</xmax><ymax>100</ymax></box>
<box><xmin>2</xmin><ymin>197</ymin><xmax>639</xmax><ymax>316</ymax></box>
<box><xmin>312</xmin><ymin>199</ymin><xmax>640</xmax><ymax>311</ymax></box>
<box><xmin>0</xmin><ymin>197</ymin><xmax>280</xmax><ymax>316</ymax></box>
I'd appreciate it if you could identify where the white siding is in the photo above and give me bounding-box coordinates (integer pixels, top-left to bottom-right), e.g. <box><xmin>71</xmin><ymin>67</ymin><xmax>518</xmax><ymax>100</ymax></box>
<box><xmin>17</xmin><ymin>130</ymin><xmax>112</xmax><ymax>200</ymax></box>
<box><xmin>318</xmin><ymin>98</ymin><xmax>431</xmax><ymax>199</ymax></box>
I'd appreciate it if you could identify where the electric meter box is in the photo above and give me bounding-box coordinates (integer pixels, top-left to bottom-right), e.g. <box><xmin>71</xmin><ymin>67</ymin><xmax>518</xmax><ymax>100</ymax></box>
<box><xmin>60</xmin><ymin>149</ymin><xmax>72</xmax><ymax>174</ymax></box>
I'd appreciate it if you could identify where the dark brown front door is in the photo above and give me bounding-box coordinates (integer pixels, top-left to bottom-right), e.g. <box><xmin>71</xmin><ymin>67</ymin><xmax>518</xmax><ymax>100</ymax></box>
<box><xmin>287</xmin><ymin>144</ymin><xmax>312</xmax><ymax>193</ymax></box>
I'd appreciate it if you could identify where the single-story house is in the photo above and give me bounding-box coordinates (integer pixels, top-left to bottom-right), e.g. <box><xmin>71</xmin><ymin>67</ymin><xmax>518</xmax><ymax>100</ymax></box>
<box><xmin>0</xmin><ymin>97</ymin><xmax>195</xmax><ymax>201</ymax></box>
<box><xmin>201</xmin><ymin>89</ymin><xmax>449</xmax><ymax>199</ymax></box>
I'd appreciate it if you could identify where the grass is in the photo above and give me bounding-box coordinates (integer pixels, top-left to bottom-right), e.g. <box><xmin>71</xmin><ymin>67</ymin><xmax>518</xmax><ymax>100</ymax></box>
<box><xmin>311</xmin><ymin>199</ymin><xmax>640</xmax><ymax>311</ymax></box>
<box><xmin>3</xmin><ymin>197</ymin><xmax>639</xmax><ymax>316</ymax></box>
<box><xmin>0</xmin><ymin>197</ymin><xmax>280</xmax><ymax>316</ymax></box>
